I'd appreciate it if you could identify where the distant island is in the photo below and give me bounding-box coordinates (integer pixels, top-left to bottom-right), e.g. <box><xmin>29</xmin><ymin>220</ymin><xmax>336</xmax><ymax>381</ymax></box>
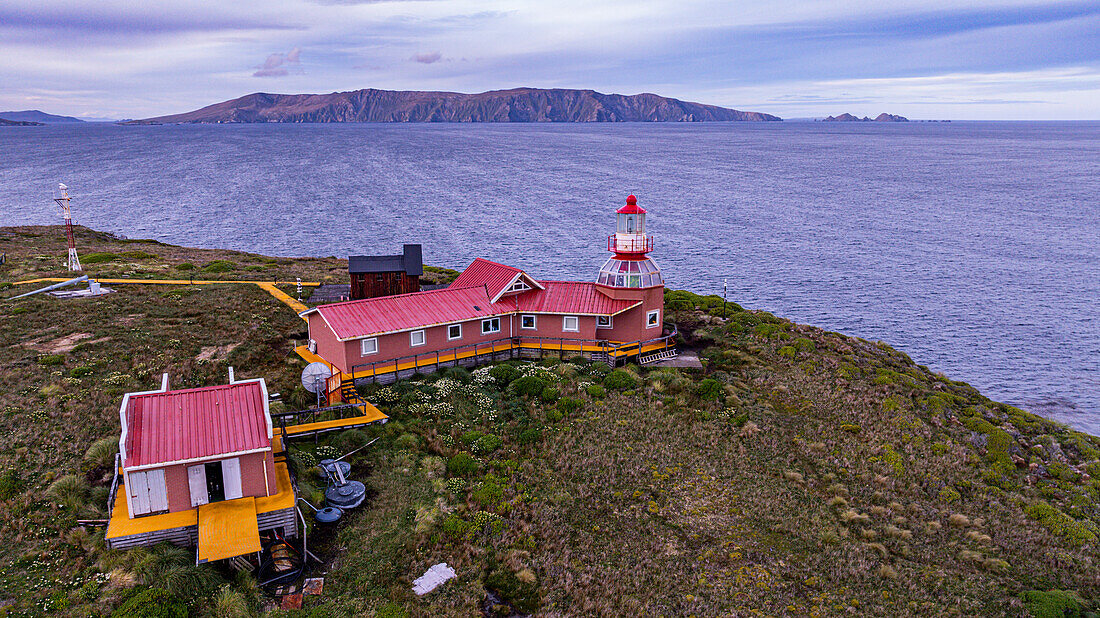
<box><xmin>0</xmin><ymin>110</ymin><xmax>83</xmax><ymax>123</ymax></box>
<box><xmin>128</xmin><ymin>87</ymin><xmax>782</xmax><ymax>124</ymax></box>
<box><xmin>823</xmin><ymin>112</ymin><xmax>909</xmax><ymax>122</ymax></box>
<box><xmin>0</xmin><ymin>117</ymin><xmax>44</xmax><ymax>127</ymax></box>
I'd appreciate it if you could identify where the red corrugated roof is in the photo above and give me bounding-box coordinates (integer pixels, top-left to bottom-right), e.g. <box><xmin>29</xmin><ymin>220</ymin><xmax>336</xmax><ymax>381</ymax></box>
<box><xmin>516</xmin><ymin>281</ymin><xmax>639</xmax><ymax>315</ymax></box>
<box><xmin>450</xmin><ymin>258</ymin><xmax>536</xmax><ymax>300</ymax></box>
<box><xmin>310</xmin><ymin>286</ymin><xmax>509</xmax><ymax>341</ymax></box>
<box><xmin>123</xmin><ymin>380</ymin><xmax>270</xmax><ymax>469</ymax></box>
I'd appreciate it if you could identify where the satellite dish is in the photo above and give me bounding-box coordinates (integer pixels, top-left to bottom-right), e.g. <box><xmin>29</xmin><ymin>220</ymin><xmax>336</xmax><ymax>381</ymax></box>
<box><xmin>301</xmin><ymin>362</ymin><xmax>332</xmax><ymax>394</ymax></box>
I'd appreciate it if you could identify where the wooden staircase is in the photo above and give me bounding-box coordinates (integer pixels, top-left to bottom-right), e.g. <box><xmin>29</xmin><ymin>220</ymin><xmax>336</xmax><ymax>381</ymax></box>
<box><xmin>639</xmin><ymin>348</ymin><xmax>678</xmax><ymax>365</ymax></box>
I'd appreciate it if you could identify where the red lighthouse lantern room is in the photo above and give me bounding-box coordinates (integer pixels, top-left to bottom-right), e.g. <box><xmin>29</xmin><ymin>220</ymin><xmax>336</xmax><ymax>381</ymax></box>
<box><xmin>597</xmin><ymin>195</ymin><xmax>663</xmax><ymax>288</ymax></box>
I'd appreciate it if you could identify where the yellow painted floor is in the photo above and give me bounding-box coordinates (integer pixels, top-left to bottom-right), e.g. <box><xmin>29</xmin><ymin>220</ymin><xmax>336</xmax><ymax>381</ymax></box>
<box><xmin>281</xmin><ymin>406</ymin><xmax>388</xmax><ymax>437</ymax></box>
<box><xmin>105</xmin><ymin>460</ymin><xmax>295</xmax><ymax>540</ymax></box>
<box><xmin>197</xmin><ymin>497</ymin><xmax>262</xmax><ymax>563</ymax></box>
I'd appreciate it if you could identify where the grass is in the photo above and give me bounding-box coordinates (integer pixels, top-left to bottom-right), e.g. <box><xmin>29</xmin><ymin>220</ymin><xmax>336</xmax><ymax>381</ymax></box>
<box><xmin>1</xmin><ymin>227</ymin><xmax>1099</xmax><ymax>616</ymax></box>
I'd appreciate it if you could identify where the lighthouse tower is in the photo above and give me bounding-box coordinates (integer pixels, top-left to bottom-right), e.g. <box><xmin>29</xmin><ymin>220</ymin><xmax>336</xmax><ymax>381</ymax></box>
<box><xmin>595</xmin><ymin>195</ymin><xmax>665</xmax><ymax>341</ymax></box>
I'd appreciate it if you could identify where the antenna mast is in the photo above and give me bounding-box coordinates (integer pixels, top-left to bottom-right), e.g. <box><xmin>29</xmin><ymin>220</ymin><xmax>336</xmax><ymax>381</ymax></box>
<box><xmin>54</xmin><ymin>183</ymin><xmax>81</xmax><ymax>271</ymax></box>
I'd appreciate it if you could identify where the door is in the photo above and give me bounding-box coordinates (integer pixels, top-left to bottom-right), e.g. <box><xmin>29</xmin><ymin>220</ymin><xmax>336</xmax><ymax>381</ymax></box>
<box><xmin>145</xmin><ymin>469</ymin><xmax>169</xmax><ymax>513</ymax></box>
<box><xmin>221</xmin><ymin>457</ymin><xmax>243</xmax><ymax>500</ymax></box>
<box><xmin>204</xmin><ymin>461</ymin><xmax>225</xmax><ymax>503</ymax></box>
<box><xmin>127</xmin><ymin>471</ymin><xmax>150</xmax><ymax>515</ymax></box>
<box><xmin>128</xmin><ymin>470</ymin><xmax>168</xmax><ymax>515</ymax></box>
<box><xmin>188</xmin><ymin>464</ymin><xmax>209</xmax><ymax>507</ymax></box>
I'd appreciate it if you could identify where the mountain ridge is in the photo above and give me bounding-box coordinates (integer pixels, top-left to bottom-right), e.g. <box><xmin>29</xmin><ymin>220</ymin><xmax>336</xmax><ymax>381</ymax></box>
<box><xmin>0</xmin><ymin>110</ymin><xmax>83</xmax><ymax>123</ymax></box>
<box><xmin>130</xmin><ymin>87</ymin><xmax>782</xmax><ymax>123</ymax></box>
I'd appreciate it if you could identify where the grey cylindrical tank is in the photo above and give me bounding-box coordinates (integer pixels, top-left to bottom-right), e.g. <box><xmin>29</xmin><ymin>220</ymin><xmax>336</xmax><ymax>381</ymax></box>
<box><xmin>317</xmin><ymin>459</ymin><xmax>351</xmax><ymax>482</ymax></box>
<box><xmin>325</xmin><ymin>481</ymin><xmax>366</xmax><ymax>509</ymax></box>
<box><xmin>315</xmin><ymin>506</ymin><xmax>343</xmax><ymax>524</ymax></box>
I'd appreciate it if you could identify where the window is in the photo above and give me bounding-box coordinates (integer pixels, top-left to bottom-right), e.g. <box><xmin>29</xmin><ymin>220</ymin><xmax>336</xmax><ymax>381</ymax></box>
<box><xmin>448</xmin><ymin>324</ymin><xmax>462</xmax><ymax>340</ymax></box>
<box><xmin>521</xmin><ymin>314</ymin><xmax>537</xmax><ymax>329</ymax></box>
<box><xmin>482</xmin><ymin>318</ymin><xmax>501</xmax><ymax>334</ymax></box>
<box><xmin>563</xmin><ymin>316</ymin><xmax>579</xmax><ymax>332</ymax></box>
<box><xmin>361</xmin><ymin>337</ymin><xmax>378</xmax><ymax>355</ymax></box>
<box><xmin>647</xmin><ymin>310</ymin><xmax>660</xmax><ymax>329</ymax></box>
<box><xmin>510</xmin><ymin>280</ymin><xmax>531</xmax><ymax>292</ymax></box>
<box><xmin>410</xmin><ymin>330</ymin><xmax>426</xmax><ymax>347</ymax></box>
<box><xmin>597</xmin><ymin>315</ymin><xmax>612</xmax><ymax>329</ymax></box>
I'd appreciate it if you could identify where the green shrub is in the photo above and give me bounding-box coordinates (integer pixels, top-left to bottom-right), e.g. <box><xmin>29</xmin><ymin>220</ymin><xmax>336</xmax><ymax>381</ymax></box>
<box><xmin>603</xmin><ymin>369</ymin><xmax>639</xmax><ymax>390</ymax></box>
<box><xmin>119</xmin><ymin>250</ymin><xmax>157</xmax><ymax>260</ymax></box>
<box><xmin>694</xmin><ymin>379</ymin><xmax>724</xmax><ymax>401</ymax></box>
<box><xmin>334</xmin><ymin>429</ymin><xmax>368</xmax><ymax>452</ymax></box>
<box><xmin>175</xmin><ymin>262</ymin><xmax>195</xmax><ymax>271</ymax></box>
<box><xmin>485</xmin><ymin>567</ymin><xmax>540</xmax><ymax>614</ymax></box>
<box><xmin>1019</xmin><ymin>589</ymin><xmax>1084</xmax><ymax>618</ymax></box>
<box><xmin>558</xmin><ymin>397</ymin><xmax>583</xmax><ymax>415</ymax></box>
<box><xmin>508</xmin><ymin>376</ymin><xmax>548</xmax><ymax>398</ymax></box>
<box><xmin>472</xmin><ymin>434</ymin><xmax>503</xmax><ymax>455</ymax></box>
<box><xmin>38</xmin><ymin>354</ymin><xmax>64</xmax><ymax>366</ymax></box>
<box><xmin>841</xmin><ymin>424</ymin><xmax>862</xmax><ymax>433</ymax></box>
<box><xmin>540</xmin><ymin>386</ymin><xmax>560</xmax><ymax>403</ymax></box>
<box><xmin>447</xmin><ymin>453</ymin><xmax>479</xmax><ymax>476</ymax></box>
<box><xmin>201</xmin><ymin>260</ymin><xmax>236</xmax><ymax>273</ymax></box>
<box><xmin>546</xmin><ymin>409</ymin><xmax>564</xmax><ymax>423</ymax></box>
<box><xmin>939</xmin><ymin>486</ymin><xmax>961</xmax><ymax>503</ymax></box>
<box><xmin>777</xmin><ymin>346</ymin><xmax>797</xmax><ymax>359</ymax></box>
<box><xmin>443</xmin><ymin>514</ymin><xmax>471</xmax><ymax>540</ymax></box>
<box><xmin>47</xmin><ymin>474</ymin><xmax>89</xmax><ymax>509</ymax></box>
<box><xmin>460</xmin><ymin>430</ymin><xmax>484</xmax><ymax>445</ymax></box>
<box><xmin>315</xmin><ymin>445</ymin><xmax>340</xmax><ymax>460</ymax></box>
<box><xmin>518</xmin><ymin>427</ymin><xmax>542</xmax><ymax>445</ymax></box>
<box><xmin>394</xmin><ymin>433</ymin><xmax>419</xmax><ymax>451</ymax></box>
<box><xmin>82</xmin><ymin>252</ymin><xmax>118</xmax><ymax>264</ymax></box>
<box><xmin>586</xmin><ymin>384</ymin><xmax>606</xmax><ymax>398</ymax></box>
<box><xmin>1024</xmin><ymin>501</ymin><xmax>1098</xmax><ymax>546</ymax></box>
<box><xmin>472</xmin><ymin>479</ymin><xmax>504</xmax><ymax>506</ymax></box>
<box><xmin>376</xmin><ymin>602</ymin><xmax>411</xmax><ymax>618</ymax></box>
<box><xmin>0</xmin><ymin>469</ymin><xmax>22</xmax><ymax>500</ymax></box>
<box><xmin>69</xmin><ymin>365</ymin><xmax>95</xmax><ymax>378</ymax></box>
<box><xmin>110</xmin><ymin>588</ymin><xmax>188</xmax><ymax>618</ymax></box>
<box><xmin>490</xmin><ymin>364</ymin><xmax>520</xmax><ymax>386</ymax></box>
<box><xmin>84</xmin><ymin>436</ymin><xmax>119</xmax><ymax>469</ymax></box>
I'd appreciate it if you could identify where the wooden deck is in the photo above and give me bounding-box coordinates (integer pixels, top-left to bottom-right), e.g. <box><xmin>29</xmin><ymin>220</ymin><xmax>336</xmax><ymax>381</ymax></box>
<box><xmin>281</xmin><ymin>406</ymin><xmax>388</xmax><ymax>437</ymax></box>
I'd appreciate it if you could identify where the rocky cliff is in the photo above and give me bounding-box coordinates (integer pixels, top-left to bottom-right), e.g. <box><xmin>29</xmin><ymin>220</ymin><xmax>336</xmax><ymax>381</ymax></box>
<box><xmin>131</xmin><ymin>88</ymin><xmax>781</xmax><ymax>123</ymax></box>
<box><xmin>823</xmin><ymin>112</ymin><xmax>909</xmax><ymax>122</ymax></box>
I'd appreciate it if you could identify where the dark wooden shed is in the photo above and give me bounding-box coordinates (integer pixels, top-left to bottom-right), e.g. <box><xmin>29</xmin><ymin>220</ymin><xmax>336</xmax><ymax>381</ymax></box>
<box><xmin>349</xmin><ymin>244</ymin><xmax>423</xmax><ymax>300</ymax></box>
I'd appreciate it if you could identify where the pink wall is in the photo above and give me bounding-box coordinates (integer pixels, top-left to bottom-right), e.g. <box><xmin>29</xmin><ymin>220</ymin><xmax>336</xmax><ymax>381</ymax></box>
<box><xmin>309</xmin><ymin>313</ymin><xmax>349</xmax><ymax>373</ymax></box>
<box><xmin>343</xmin><ymin>314</ymin><xmax>518</xmax><ymax>370</ymax></box>
<box><xmin>151</xmin><ymin>450</ymin><xmax>277</xmax><ymax>514</ymax></box>
<box><xmin>596</xmin><ymin>286</ymin><xmax>665</xmax><ymax>343</ymax></box>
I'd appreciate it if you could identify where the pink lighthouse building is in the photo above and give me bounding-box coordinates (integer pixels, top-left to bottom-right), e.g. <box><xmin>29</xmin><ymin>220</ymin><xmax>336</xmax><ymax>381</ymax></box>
<box><xmin>300</xmin><ymin>195</ymin><xmax>677</xmax><ymax>396</ymax></box>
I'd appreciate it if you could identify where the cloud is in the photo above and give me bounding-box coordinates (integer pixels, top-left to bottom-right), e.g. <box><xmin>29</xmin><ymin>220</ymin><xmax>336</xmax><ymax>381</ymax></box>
<box><xmin>253</xmin><ymin>47</ymin><xmax>302</xmax><ymax>77</ymax></box>
<box><xmin>411</xmin><ymin>51</ymin><xmax>443</xmax><ymax>64</ymax></box>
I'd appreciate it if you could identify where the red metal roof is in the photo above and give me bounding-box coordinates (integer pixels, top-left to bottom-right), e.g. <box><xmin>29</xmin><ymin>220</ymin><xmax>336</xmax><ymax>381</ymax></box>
<box><xmin>617</xmin><ymin>195</ymin><xmax>646</xmax><ymax>214</ymax></box>
<box><xmin>123</xmin><ymin>380</ymin><xmax>270</xmax><ymax>469</ymax></box>
<box><xmin>450</xmin><ymin>258</ymin><xmax>536</xmax><ymax>300</ymax></box>
<box><xmin>516</xmin><ymin>281</ymin><xmax>639</xmax><ymax>315</ymax></box>
<box><xmin>310</xmin><ymin>286</ymin><xmax>508</xmax><ymax>340</ymax></box>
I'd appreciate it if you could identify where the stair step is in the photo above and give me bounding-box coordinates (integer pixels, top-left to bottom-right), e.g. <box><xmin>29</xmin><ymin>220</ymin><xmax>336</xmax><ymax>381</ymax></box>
<box><xmin>639</xmin><ymin>349</ymin><xmax>678</xmax><ymax>365</ymax></box>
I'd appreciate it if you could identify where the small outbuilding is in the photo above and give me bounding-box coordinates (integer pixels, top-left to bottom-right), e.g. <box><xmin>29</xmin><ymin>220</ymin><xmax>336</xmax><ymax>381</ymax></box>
<box><xmin>349</xmin><ymin>244</ymin><xmax>423</xmax><ymax>300</ymax></box>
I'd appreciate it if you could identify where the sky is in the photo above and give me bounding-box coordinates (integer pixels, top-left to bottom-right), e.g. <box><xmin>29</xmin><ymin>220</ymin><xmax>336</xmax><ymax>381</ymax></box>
<box><xmin>1</xmin><ymin>0</ymin><xmax>1098</xmax><ymax>120</ymax></box>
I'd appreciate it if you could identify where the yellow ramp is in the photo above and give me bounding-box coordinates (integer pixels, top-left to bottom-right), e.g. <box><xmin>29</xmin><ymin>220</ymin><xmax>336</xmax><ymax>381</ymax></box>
<box><xmin>282</xmin><ymin>405</ymin><xmax>388</xmax><ymax>437</ymax></box>
<box><xmin>197</xmin><ymin>497</ymin><xmax>261</xmax><ymax>563</ymax></box>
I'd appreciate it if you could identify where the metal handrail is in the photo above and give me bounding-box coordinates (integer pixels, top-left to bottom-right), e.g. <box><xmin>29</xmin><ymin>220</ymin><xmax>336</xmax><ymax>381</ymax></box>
<box><xmin>107</xmin><ymin>452</ymin><xmax>121</xmax><ymax>515</ymax></box>
<box><xmin>342</xmin><ymin>329</ymin><xmax>678</xmax><ymax>387</ymax></box>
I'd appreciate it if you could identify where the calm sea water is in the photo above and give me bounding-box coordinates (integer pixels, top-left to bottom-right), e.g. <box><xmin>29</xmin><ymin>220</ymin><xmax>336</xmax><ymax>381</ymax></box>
<box><xmin>1</xmin><ymin>122</ymin><xmax>1098</xmax><ymax>434</ymax></box>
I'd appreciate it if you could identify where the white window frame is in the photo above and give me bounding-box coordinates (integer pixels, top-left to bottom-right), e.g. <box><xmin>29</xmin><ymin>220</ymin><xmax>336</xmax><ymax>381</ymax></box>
<box><xmin>597</xmin><ymin>315</ymin><xmax>613</xmax><ymax>329</ymax></box>
<box><xmin>562</xmin><ymin>315</ymin><xmax>579</xmax><ymax>332</ymax></box>
<box><xmin>410</xmin><ymin>329</ymin><xmax>426</xmax><ymax>347</ymax></box>
<box><xmin>521</xmin><ymin>314</ymin><xmax>537</xmax><ymax>329</ymax></box>
<box><xmin>646</xmin><ymin>309</ymin><xmax>660</xmax><ymax>329</ymax></box>
<box><xmin>360</xmin><ymin>337</ymin><xmax>379</xmax><ymax>355</ymax></box>
<box><xmin>482</xmin><ymin>318</ymin><xmax>501</xmax><ymax>334</ymax></box>
<box><xmin>447</xmin><ymin>324</ymin><xmax>462</xmax><ymax>340</ymax></box>
<box><xmin>510</xmin><ymin>281</ymin><xmax>531</xmax><ymax>292</ymax></box>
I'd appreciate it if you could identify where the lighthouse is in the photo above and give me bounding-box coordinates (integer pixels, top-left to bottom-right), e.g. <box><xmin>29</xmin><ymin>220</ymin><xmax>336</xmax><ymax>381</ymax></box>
<box><xmin>597</xmin><ymin>195</ymin><xmax>663</xmax><ymax>289</ymax></box>
<box><xmin>595</xmin><ymin>195</ymin><xmax>666</xmax><ymax>341</ymax></box>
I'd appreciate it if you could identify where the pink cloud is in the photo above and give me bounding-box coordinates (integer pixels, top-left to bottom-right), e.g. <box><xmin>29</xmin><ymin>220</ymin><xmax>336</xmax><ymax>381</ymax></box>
<box><xmin>411</xmin><ymin>51</ymin><xmax>442</xmax><ymax>64</ymax></box>
<box><xmin>253</xmin><ymin>47</ymin><xmax>301</xmax><ymax>77</ymax></box>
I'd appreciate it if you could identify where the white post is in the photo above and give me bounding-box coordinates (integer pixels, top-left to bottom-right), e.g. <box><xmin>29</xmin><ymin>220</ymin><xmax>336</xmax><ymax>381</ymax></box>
<box><xmin>228</xmin><ymin>366</ymin><xmax>235</xmax><ymax>384</ymax></box>
<box><xmin>160</xmin><ymin>373</ymin><xmax>169</xmax><ymax>391</ymax></box>
<box><xmin>296</xmin><ymin>277</ymin><xmax>303</xmax><ymax>302</ymax></box>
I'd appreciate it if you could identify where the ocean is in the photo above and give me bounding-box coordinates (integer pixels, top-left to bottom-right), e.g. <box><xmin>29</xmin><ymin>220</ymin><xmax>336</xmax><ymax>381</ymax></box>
<box><xmin>1</xmin><ymin>121</ymin><xmax>1097</xmax><ymax>434</ymax></box>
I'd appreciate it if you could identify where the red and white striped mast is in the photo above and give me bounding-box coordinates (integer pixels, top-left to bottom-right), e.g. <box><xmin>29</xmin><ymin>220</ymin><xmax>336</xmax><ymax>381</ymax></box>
<box><xmin>54</xmin><ymin>183</ymin><xmax>81</xmax><ymax>271</ymax></box>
